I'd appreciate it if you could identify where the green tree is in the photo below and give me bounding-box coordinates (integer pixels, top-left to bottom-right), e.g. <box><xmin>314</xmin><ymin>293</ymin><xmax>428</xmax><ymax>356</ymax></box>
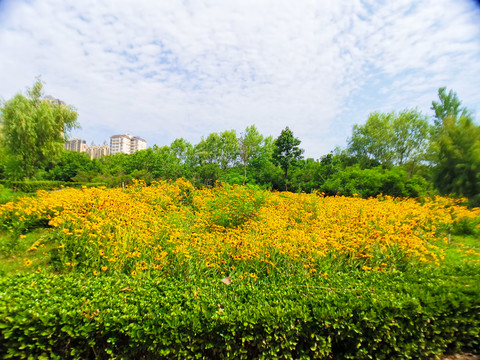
<box><xmin>348</xmin><ymin>110</ymin><xmax>430</xmax><ymax>171</ymax></box>
<box><xmin>170</xmin><ymin>138</ymin><xmax>194</xmax><ymax>166</ymax></box>
<box><xmin>0</xmin><ymin>80</ymin><xmax>79</xmax><ymax>180</ymax></box>
<box><xmin>238</xmin><ymin>125</ymin><xmax>264</xmax><ymax>185</ymax></box>
<box><xmin>430</xmin><ymin>88</ymin><xmax>480</xmax><ymax>204</ymax></box>
<box><xmin>431</xmin><ymin>87</ymin><xmax>469</xmax><ymax>127</ymax></box>
<box><xmin>195</xmin><ymin>133</ymin><xmax>222</xmax><ymax>166</ymax></box>
<box><xmin>273</xmin><ymin>127</ymin><xmax>304</xmax><ymax>190</ymax></box>
<box><xmin>47</xmin><ymin>150</ymin><xmax>96</xmax><ymax>182</ymax></box>
<box><xmin>218</xmin><ymin>130</ymin><xmax>239</xmax><ymax>170</ymax></box>
<box><xmin>194</xmin><ymin>130</ymin><xmax>239</xmax><ymax>170</ymax></box>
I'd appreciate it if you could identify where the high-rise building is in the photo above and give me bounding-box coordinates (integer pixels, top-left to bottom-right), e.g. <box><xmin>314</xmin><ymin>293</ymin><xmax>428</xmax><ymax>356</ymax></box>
<box><xmin>65</xmin><ymin>138</ymin><xmax>87</xmax><ymax>152</ymax></box>
<box><xmin>110</xmin><ymin>134</ymin><xmax>147</xmax><ymax>155</ymax></box>
<box><xmin>131</xmin><ymin>136</ymin><xmax>147</xmax><ymax>153</ymax></box>
<box><xmin>86</xmin><ymin>142</ymin><xmax>110</xmax><ymax>159</ymax></box>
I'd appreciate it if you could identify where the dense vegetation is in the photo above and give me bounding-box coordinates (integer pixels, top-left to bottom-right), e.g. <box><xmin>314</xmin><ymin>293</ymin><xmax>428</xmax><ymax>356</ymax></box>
<box><xmin>1</xmin><ymin>83</ymin><xmax>479</xmax><ymax>206</ymax></box>
<box><xmin>0</xmin><ymin>82</ymin><xmax>479</xmax><ymax>358</ymax></box>
<box><xmin>0</xmin><ymin>181</ymin><xmax>479</xmax><ymax>359</ymax></box>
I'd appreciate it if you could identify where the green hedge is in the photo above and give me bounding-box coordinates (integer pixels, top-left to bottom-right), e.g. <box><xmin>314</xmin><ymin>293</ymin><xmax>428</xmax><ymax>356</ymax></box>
<box><xmin>1</xmin><ymin>270</ymin><xmax>479</xmax><ymax>359</ymax></box>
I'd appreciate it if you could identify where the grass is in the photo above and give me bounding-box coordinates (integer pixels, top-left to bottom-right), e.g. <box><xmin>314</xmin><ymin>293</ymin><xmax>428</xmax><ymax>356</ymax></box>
<box><xmin>0</xmin><ymin>229</ymin><xmax>54</xmax><ymax>277</ymax></box>
<box><xmin>0</xmin><ymin>186</ymin><xmax>27</xmax><ymax>204</ymax></box>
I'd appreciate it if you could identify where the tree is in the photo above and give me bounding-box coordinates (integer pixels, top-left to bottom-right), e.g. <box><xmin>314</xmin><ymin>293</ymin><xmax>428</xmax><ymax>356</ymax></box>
<box><xmin>47</xmin><ymin>150</ymin><xmax>95</xmax><ymax>181</ymax></box>
<box><xmin>348</xmin><ymin>112</ymin><xmax>393</xmax><ymax>167</ymax></box>
<box><xmin>170</xmin><ymin>138</ymin><xmax>194</xmax><ymax>165</ymax></box>
<box><xmin>273</xmin><ymin>127</ymin><xmax>304</xmax><ymax>190</ymax></box>
<box><xmin>238</xmin><ymin>125</ymin><xmax>264</xmax><ymax>185</ymax></box>
<box><xmin>194</xmin><ymin>130</ymin><xmax>239</xmax><ymax>170</ymax></box>
<box><xmin>391</xmin><ymin>110</ymin><xmax>431</xmax><ymax>177</ymax></box>
<box><xmin>0</xmin><ymin>80</ymin><xmax>79</xmax><ymax>180</ymax></box>
<box><xmin>194</xmin><ymin>133</ymin><xmax>222</xmax><ymax>166</ymax></box>
<box><xmin>430</xmin><ymin>88</ymin><xmax>480</xmax><ymax>204</ymax></box>
<box><xmin>218</xmin><ymin>130</ymin><xmax>239</xmax><ymax>170</ymax></box>
<box><xmin>347</xmin><ymin>110</ymin><xmax>430</xmax><ymax>171</ymax></box>
<box><xmin>431</xmin><ymin>87</ymin><xmax>470</xmax><ymax>127</ymax></box>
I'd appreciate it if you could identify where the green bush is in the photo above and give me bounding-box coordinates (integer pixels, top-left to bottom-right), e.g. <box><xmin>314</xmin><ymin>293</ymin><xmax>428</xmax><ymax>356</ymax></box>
<box><xmin>206</xmin><ymin>183</ymin><xmax>266</xmax><ymax>229</ymax></box>
<box><xmin>0</xmin><ymin>267</ymin><xmax>478</xmax><ymax>359</ymax></box>
<box><xmin>320</xmin><ymin>166</ymin><xmax>431</xmax><ymax>198</ymax></box>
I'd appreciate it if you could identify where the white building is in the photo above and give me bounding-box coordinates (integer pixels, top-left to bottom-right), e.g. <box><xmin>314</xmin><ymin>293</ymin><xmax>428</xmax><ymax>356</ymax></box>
<box><xmin>86</xmin><ymin>142</ymin><xmax>110</xmax><ymax>159</ymax></box>
<box><xmin>110</xmin><ymin>134</ymin><xmax>147</xmax><ymax>155</ymax></box>
<box><xmin>65</xmin><ymin>138</ymin><xmax>87</xmax><ymax>152</ymax></box>
<box><xmin>131</xmin><ymin>136</ymin><xmax>147</xmax><ymax>153</ymax></box>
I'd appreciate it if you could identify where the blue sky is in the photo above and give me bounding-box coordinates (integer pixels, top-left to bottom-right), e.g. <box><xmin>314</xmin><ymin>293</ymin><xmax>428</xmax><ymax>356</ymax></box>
<box><xmin>0</xmin><ymin>0</ymin><xmax>479</xmax><ymax>158</ymax></box>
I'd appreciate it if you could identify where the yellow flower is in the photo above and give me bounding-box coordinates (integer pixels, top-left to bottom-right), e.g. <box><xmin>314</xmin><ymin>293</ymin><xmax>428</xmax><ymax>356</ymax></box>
<box><xmin>24</xmin><ymin>259</ymin><xmax>32</xmax><ymax>267</ymax></box>
<box><xmin>19</xmin><ymin>234</ymin><xmax>27</xmax><ymax>239</ymax></box>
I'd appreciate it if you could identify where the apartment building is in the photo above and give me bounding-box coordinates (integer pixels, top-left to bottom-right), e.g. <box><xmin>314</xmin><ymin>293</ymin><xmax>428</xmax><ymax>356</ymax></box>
<box><xmin>86</xmin><ymin>142</ymin><xmax>110</xmax><ymax>159</ymax></box>
<box><xmin>131</xmin><ymin>136</ymin><xmax>147</xmax><ymax>153</ymax></box>
<box><xmin>65</xmin><ymin>138</ymin><xmax>87</xmax><ymax>152</ymax></box>
<box><xmin>110</xmin><ymin>134</ymin><xmax>147</xmax><ymax>155</ymax></box>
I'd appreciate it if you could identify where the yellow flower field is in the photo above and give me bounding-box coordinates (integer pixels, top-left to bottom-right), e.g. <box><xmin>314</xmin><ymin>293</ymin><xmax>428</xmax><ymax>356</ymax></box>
<box><xmin>1</xmin><ymin>179</ymin><xmax>479</xmax><ymax>277</ymax></box>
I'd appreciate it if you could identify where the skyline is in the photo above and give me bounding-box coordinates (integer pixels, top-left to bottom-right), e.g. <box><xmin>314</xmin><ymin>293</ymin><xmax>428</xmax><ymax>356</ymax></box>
<box><xmin>1</xmin><ymin>0</ymin><xmax>479</xmax><ymax>159</ymax></box>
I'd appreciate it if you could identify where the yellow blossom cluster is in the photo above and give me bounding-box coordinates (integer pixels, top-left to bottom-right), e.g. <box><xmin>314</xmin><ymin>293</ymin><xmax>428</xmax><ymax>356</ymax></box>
<box><xmin>1</xmin><ymin>179</ymin><xmax>478</xmax><ymax>276</ymax></box>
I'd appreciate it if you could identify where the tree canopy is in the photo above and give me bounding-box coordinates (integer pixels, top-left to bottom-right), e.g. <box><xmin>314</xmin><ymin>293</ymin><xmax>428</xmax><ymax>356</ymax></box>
<box><xmin>0</xmin><ymin>80</ymin><xmax>79</xmax><ymax>180</ymax></box>
<box><xmin>347</xmin><ymin>109</ymin><xmax>430</xmax><ymax>171</ymax></box>
<box><xmin>273</xmin><ymin>127</ymin><xmax>304</xmax><ymax>189</ymax></box>
<box><xmin>430</xmin><ymin>88</ymin><xmax>480</xmax><ymax>204</ymax></box>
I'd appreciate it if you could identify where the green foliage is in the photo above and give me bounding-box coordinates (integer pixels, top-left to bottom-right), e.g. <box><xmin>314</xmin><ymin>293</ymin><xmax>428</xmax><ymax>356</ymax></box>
<box><xmin>289</xmin><ymin>154</ymin><xmax>345</xmax><ymax>193</ymax></box>
<box><xmin>320</xmin><ymin>166</ymin><xmax>431</xmax><ymax>198</ymax></box>
<box><xmin>47</xmin><ymin>150</ymin><xmax>98</xmax><ymax>181</ymax></box>
<box><xmin>273</xmin><ymin>127</ymin><xmax>304</xmax><ymax>190</ymax></box>
<box><xmin>170</xmin><ymin>138</ymin><xmax>195</xmax><ymax>166</ymax></box>
<box><xmin>431</xmin><ymin>87</ymin><xmax>470</xmax><ymax>126</ymax></box>
<box><xmin>0</xmin><ymin>185</ymin><xmax>27</xmax><ymax>204</ymax></box>
<box><xmin>239</xmin><ymin>125</ymin><xmax>265</xmax><ymax>185</ymax></box>
<box><xmin>430</xmin><ymin>88</ymin><xmax>480</xmax><ymax>206</ymax></box>
<box><xmin>0</xmin><ymin>185</ymin><xmax>479</xmax><ymax>358</ymax></box>
<box><xmin>0</xmin><ymin>80</ymin><xmax>79</xmax><ymax>180</ymax></box>
<box><xmin>194</xmin><ymin>130</ymin><xmax>239</xmax><ymax>170</ymax></box>
<box><xmin>348</xmin><ymin>110</ymin><xmax>430</xmax><ymax>169</ymax></box>
<box><xmin>194</xmin><ymin>163</ymin><xmax>222</xmax><ymax>187</ymax></box>
<box><xmin>0</xmin><ymin>266</ymin><xmax>478</xmax><ymax>359</ymax></box>
<box><xmin>206</xmin><ymin>183</ymin><xmax>266</xmax><ymax>229</ymax></box>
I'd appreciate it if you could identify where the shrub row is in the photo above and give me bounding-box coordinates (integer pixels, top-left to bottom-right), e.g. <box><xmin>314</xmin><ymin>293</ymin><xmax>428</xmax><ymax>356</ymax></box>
<box><xmin>1</xmin><ymin>269</ymin><xmax>478</xmax><ymax>359</ymax></box>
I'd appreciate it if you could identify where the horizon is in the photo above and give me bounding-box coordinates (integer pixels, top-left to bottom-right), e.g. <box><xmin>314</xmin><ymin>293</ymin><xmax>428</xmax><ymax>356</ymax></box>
<box><xmin>1</xmin><ymin>0</ymin><xmax>479</xmax><ymax>158</ymax></box>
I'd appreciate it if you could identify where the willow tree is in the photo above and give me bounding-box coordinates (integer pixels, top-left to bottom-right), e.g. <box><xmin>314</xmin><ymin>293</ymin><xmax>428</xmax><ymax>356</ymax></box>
<box><xmin>0</xmin><ymin>80</ymin><xmax>79</xmax><ymax>180</ymax></box>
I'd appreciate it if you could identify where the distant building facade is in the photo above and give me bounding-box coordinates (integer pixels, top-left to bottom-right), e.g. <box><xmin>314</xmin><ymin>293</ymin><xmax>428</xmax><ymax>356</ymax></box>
<box><xmin>131</xmin><ymin>136</ymin><xmax>147</xmax><ymax>153</ymax></box>
<box><xmin>43</xmin><ymin>95</ymin><xmax>66</xmax><ymax>106</ymax></box>
<box><xmin>86</xmin><ymin>142</ymin><xmax>110</xmax><ymax>159</ymax></box>
<box><xmin>110</xmin><ymin>134</ymin><xmax>147</xmax><ymax>155</ymax></box>
<box><xmin>65</xmin><ymin>138</ymin><xmax>87</xmax><ymax>152</ymax></box>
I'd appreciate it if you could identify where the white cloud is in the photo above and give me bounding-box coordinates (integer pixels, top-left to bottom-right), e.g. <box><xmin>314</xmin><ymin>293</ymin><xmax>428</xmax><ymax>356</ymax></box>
<box><xmin>0</xmin><ymin>0</ymin><xmax>479</xmax><ymax>157</ymax></box>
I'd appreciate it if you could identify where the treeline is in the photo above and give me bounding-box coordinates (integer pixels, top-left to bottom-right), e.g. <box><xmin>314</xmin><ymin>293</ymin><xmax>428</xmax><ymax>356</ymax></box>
<box><xmin>0</xmin><ymin>83</ymin><xmax>479</xmax><ymax>205</ymax></box>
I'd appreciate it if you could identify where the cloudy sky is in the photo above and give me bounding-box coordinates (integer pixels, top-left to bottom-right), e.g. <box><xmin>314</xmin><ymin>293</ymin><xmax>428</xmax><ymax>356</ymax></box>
<box><xmin>0</xmin><ymin>0</ymin><xmax>479</xmax><ymax>158</ymax></box>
